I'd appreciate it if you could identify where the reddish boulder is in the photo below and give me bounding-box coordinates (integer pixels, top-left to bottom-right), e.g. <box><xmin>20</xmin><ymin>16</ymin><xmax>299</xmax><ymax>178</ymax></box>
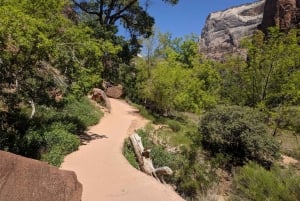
<box><xmin>260</xmin><ymin>0</ymin><xmax>300</xmax><ymax>32</ymax></box>
<box><xmin>0</xmin><ymin>151</ymin><xmax>82</xmax><ymax>201</ymax></box>
<box><xmin>106</xmin><ymin>84</ymin><xmax>124</xmax><ymax>99</ymax></box>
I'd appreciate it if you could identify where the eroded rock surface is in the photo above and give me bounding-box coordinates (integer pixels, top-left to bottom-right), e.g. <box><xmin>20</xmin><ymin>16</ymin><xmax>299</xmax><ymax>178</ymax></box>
<box><xmin>199</xmin><ymin>0</ymin><xmax>265</xmax><ymax>59</ymax></box>
<box><xmin>0</xmin><ymin>151</ymin><xmax>82</xmax><ymax>201</ymax></box>
<box><xmin>259</xmin><ymin>0</ymin><xmax>300</xmax><ymax>32</ymax></box>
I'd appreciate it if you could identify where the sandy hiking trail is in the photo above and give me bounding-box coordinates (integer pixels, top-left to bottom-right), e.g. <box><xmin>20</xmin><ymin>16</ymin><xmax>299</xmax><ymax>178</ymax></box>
<box><xmin>61</xmin><ymin>98</ymin><xmax>184</xmax><ymax>201</ymax></box>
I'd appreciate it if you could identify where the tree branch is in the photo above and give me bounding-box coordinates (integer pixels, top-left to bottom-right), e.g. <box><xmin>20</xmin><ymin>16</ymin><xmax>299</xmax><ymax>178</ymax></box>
<box><xmin>108</xmin><ymin>0</ymin><xmax>137</xmax><ymax>24</ymax></box>
<box><xmin>99</xmin><ymin>0</ymin><xmax>105</xmax><ymax>24</ymax></box>
<box><xmin>72</xmin><ymin>0</ymin><xmax>100</xmax><ymax>16</ymax></box>
<box><xmin>28</xmin><ymin>99</ymin><xmax>35</xmax><ymax>119</ymax></box>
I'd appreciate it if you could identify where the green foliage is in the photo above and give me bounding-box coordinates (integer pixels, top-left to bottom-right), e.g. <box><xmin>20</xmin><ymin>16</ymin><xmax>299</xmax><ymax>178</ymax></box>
<box><xmin>241</xmin><ymin>28</ymin><xmax>300</xmax><ymax>108</ymax></box>
<box><xmin>1</xmin><ymin>97</ymin><xmax>102</xmax><ymax>166</ymax></box>
<box><xmin>216</xmin><ymin>56</ymin><xmax>248</xmax><ymax>105</ymax></box>
<box><xmin>166</xmin><ymin>119</ymin><xmax>181</xmax><ymax>132</ymax></box>
<box><xmin>63</xmin><ymin>97</ymin><xmax>103</xmax><ymax>127</ymax></box>
<box><xmin>232</xmin><ymin>162</ymin><xmax>300</xmax><ymax>201</ymax></box>
<box><xmin>127</xmin><ymin>35</ymin><xmax>220</xmax><ymax>114</ymax></box>
<box><xmin>277</xmin><ymin>106</ymin><xmax>300</xmax><ymax>133</ymax></box>
<box><xmin>130</xmin><ymin>123</ymin><xmax>216</xmax><ymax>200</ymax></box>
<box><xmin>123</xmin><ymin>138</ymin><xmax>139</xmax><ymax>169</ymax></box>
<box><xmin>41</xmin><ymin>123</ymin><xmax>80</xmax><ymax>166</ymax></box>
<box><xmin>0</xmin><ymin>0</ymin><xmax>109</xmax><ymax>165</ymax></box>
<box><xmin>199</xmin><ymin>106</ymin><xmax>280</xmax><ymax>168</ymax></box>
<box><xmin>73</xmin><ymin>0</ymin><xmax>179</xmax><ymax>81</ymax></box>
<box><xmin>218</xmin><ymin>28</ymin><xmax>300</xmax><ymax>109</ymax></box>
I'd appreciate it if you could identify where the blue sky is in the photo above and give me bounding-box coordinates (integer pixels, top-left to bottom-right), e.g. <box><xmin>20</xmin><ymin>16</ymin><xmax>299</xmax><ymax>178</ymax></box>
<box><xmin>143</xmin><ymin>0</ymin><xmax>257</xmax><ymax>38</ymax></box>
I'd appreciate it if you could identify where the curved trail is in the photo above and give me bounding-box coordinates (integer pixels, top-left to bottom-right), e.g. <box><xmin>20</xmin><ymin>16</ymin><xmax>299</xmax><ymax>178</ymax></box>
<box><xmin>61</xmin><ymin>98</ymin><xmax>184</xmax><ymax>201</ymax></box>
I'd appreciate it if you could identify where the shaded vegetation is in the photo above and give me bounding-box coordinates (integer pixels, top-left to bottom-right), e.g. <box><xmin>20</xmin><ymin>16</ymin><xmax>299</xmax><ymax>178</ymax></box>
<box><xmin>1</xmin><ymin>97</ymin><xmax>102</xmax><ymax>166</ymax></box>
<box><xmin>232</xmin><ymin>162</ymin><xmax>300</xmax><ymax>201</ymax></box>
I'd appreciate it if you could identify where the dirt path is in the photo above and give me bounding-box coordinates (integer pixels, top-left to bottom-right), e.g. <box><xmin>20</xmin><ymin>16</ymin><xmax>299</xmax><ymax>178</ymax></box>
<box><xmin>61</xmin><ymin>98</ymin><xmax>184</xmax><ymax>201</ymax></box>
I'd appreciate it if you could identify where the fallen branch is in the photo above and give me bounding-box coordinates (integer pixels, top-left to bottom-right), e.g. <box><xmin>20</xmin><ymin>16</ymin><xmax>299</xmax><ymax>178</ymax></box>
<box><xmin>28</xmin><ymin>99</ymin><xmax>35</xmax><ymax>119</ymax></box>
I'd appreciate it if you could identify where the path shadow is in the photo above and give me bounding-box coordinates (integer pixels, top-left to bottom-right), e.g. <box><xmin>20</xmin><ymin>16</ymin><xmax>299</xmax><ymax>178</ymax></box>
<box><xmin>127</xmin><ymin>110</ymin><xmax>140</xmax><ymax>115</ymax></box>
<box><xmin>79</xmin><ymin>131</ymin><xmax>108</xmax><ymax>145</ymax></box>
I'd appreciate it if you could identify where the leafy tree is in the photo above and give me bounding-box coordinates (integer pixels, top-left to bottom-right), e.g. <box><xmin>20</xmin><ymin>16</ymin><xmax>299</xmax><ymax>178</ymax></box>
<box><xmin>0</xmin><ymin>0</ymin><xmax>109</xmax><ymax>160</ymax></box>
<box><xmin>242</xmin><ymin>28</ymin><xmax>300</xmax><ymax>108</ymax></box>
<box><xmin>72</xmin><ymin>0</ymin><xmax>178</xmax><ymax>39</ymax></box>
<box><xmin>216</xmin><ymin>56</ymin><xmax>248</xmax><ymax>105</ymax></box>
<box><xmin>72</xmin><ymin>0</ymin><xmax>179</xmax><ymax>80</ymax></box>
<box><xmin>199</xmin><ymin>106</ymin><xmax>280</xmax><ymax>168</ymax></box>
<box><xmin>124</xmin><ymin>34</ymin><xmax>220</xmax><ymax>114</ymax></box>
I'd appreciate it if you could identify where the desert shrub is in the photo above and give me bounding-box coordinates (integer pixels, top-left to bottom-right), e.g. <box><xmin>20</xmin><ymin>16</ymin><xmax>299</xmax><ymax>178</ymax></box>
<box><xmin>166</xmin><ymin>119</ymin><xmax>182</xmax><ymax>132</ymax></box>
<box><xmin>199</xmin><ymin>106</ymin><xmax>280</xmax><ymax>168</ymax></box>
<box><xmin>232</xmin><ymin>162</ymin><xmax>300</xmax><ymax>201</ymax></box>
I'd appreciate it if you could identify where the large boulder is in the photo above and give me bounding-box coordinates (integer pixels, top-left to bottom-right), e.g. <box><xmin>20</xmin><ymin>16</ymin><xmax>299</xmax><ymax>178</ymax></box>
<box><xmin>0</xmin><ymin>151</ymin><xmax>82</xmax><ymax>201</ymax></box>
<box><xmin>106</xmin><ymin>84</ymin><xmax>124</xmax><ymax>99</ymax></box>
<box><xmin>91</xmin><ymin>88</ymin><xmax>111</xmax><ymax>112</ymax></box>
<box><xmin>199</xmin><ymin>0</ymin><xmax>265</xmax><ymax>60</ymax></box>
<box><xmin>259</xmin><ymin>0</ymin><xmax>300</xmax><ymax>32</ymax></box>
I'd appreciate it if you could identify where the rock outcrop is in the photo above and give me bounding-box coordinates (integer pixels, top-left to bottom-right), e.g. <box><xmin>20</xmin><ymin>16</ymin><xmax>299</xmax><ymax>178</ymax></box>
<box><xmin>0</xmin><ymin>151</ymin><xmax>82</xmax><ymax>201</ymax></box>
<box><xmin>259</xmin><ymin>0</ymin><xmax>300</xmax><ymax>32</ymax></box>
<box><xmin>91</xmin><ymin>87</ymin><xmax>111</xmax><ymax>112</ymax></box>
<box><xmin>199</xmin><ymin>0</ymin><xmax>265</xmax><ymax>59</ymax></box>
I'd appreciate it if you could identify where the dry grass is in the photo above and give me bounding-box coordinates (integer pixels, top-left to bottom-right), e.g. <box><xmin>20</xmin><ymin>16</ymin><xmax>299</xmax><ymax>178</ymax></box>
<box><xmin>275</xmin><ymin>128</ymin><xmax>300</xmax><ymax>160</ymax></box>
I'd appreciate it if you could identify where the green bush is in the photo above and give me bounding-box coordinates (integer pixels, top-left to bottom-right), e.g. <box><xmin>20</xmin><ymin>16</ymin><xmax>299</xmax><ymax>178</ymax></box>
<box><xmin>41</xmin><ymin>122</ymin><xmax>80</xmax><ymax>166</ymax></box>
<box><xmin>132</xmin><ymin>126</ymin><xmax>216</xmax><ymax>200</ymax></box>
<box><xmin>63</xmin><ymin>97</ymin><xmax>103</xmax><ymax>127</ymax></box>
<box><xmin>232</xmin><ymin>162</ymin><xmax>300</xmax><ymax>201</ymax></box>
<box><xmin>18</xmin><ymin>96</ymin><xmax>102</xmax><ymax>166</ymax></box>
<box><xmin>123</xmin><ymin>138</ymin><xmax>139</xmax><ymax>169</ymax></box>
<box><xmin>41</xmin><ymin>146</ymin><xmax>64</xmax><ymax>167</ymax></box>
<box><xmin>199</xmin><ymin>106</ymin><xmax>280</xmax><ymax>168</ymax></box>
<box><xmin>166</xmin><ymin>119</ymin><xmax>181</xmax><ymax>132</ymax></box>
<box><xmin>44</xmin><ymin>124</ymin><xmax>80</xmax><ymax>152</ymax></box>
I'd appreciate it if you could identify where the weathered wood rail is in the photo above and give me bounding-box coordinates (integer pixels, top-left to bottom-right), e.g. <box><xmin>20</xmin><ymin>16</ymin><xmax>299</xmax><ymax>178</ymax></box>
<box><xmin>129</xmin><ymin>133</ymin><xmax>173</xmax><ymax>183</ymax></box>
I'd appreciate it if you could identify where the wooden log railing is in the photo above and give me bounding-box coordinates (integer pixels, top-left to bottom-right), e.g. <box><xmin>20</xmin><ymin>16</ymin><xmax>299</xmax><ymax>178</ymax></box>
<box><xmin>129</xmin><ymin>133</ymin><xmax>173</xmax><ymax>184</ymax></box>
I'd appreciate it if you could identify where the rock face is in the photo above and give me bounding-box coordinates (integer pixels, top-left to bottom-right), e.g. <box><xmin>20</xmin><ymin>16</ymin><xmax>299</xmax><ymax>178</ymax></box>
<box><xmin>91</xmin><ymin>87</ymin><xmax>111</xmax><ymax>112</ymax></box>
<box><xmin>259</xmin><ymin>0</ymin><xmax>300</xmax><ymax>32</ymax></box>
<box><xmin>199</xmin><ymin>0</ymin><xmax>265</xmax><ymax>59</ymax></box>
<box><xmin>0</xmin><ymin>151</ymin><xmax>82</xmax><ymax>201</ymax></box>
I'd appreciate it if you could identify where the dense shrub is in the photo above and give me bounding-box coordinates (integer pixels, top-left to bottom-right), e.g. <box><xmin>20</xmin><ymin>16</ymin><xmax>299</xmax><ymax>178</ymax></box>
<box><xmin>63</xmin><ymin>97</ymin><xmax>103</xmax><ymax>127</ymax></box>
<box><xmin>166</xmin><ymin>119</ymin><xmax>182</xmax><ymax>132</ymax></box>
<box><xmin>199</xmin><ymin>106</ymin><xmax>280</xmax><ymax>168</ymax></box>
<box><xmin>232</xmin><ymin>162</ymin><xmax>300</xmax><ymax>201</ymax></box>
